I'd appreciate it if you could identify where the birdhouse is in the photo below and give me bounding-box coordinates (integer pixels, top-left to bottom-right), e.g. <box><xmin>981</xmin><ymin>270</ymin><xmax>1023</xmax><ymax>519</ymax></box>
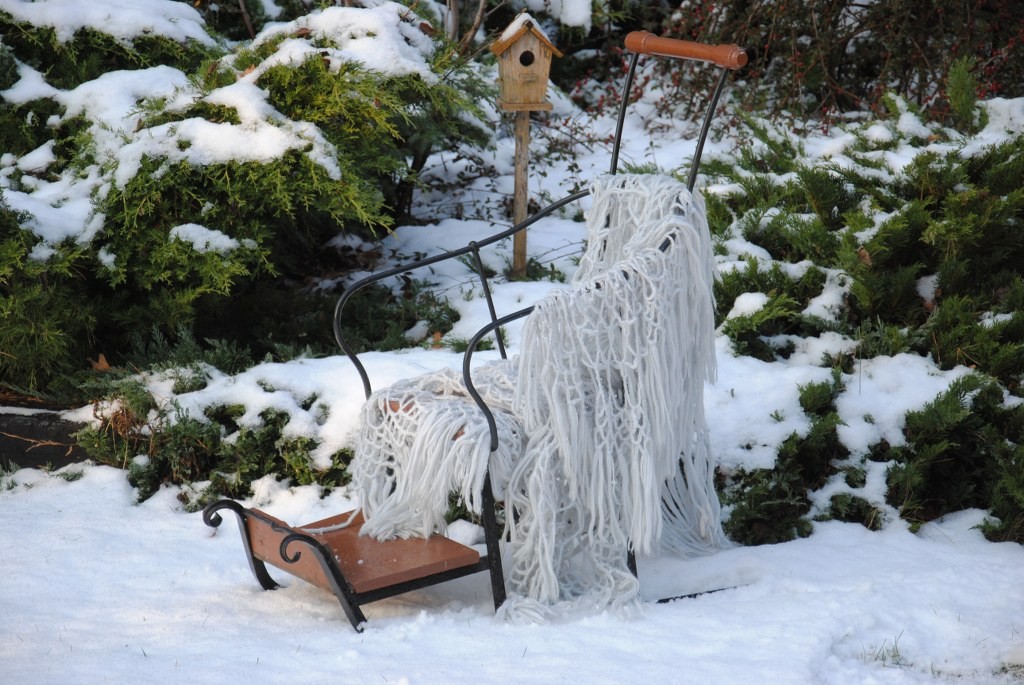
<box><xmin>490</xmin><ymin>14</ymin><xmax>562</xmax><ymax>112</ymax></box>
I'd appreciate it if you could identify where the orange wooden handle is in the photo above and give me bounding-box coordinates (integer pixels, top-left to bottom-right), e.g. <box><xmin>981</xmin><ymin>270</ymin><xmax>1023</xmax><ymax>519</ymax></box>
<box><xmin>624</xmin><ymin>31</ymin><xmax>747</xmax><ymax>70</ymax></box>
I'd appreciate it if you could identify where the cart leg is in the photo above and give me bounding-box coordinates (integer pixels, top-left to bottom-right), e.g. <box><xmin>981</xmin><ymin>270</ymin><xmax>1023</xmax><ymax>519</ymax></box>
<box><xmin>280</xmin><ymin>532</ymin><xmax>368</xmax><ymax>632</ymax></box>
<box><xmin>204</xmin><ymin>500</ymin><xmax>280</xmax><ymax>591</ymax></box>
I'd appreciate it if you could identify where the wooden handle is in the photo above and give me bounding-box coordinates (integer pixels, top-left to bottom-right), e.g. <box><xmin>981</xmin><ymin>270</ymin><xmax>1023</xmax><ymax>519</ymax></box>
<box><xmin>624</xmin><ymin>31</ymin><xmax>747</xmax><ymax>70</ymax></box>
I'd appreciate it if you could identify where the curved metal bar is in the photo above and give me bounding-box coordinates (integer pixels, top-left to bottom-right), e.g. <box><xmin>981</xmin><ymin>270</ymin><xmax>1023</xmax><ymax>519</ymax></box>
<box><xmin>687</xmin><ymin>66</ymin><xmax>732</xmax><ymax>192</ymax></box>
<box><xmin>610</xmin><ymin>51</ymin><xmax>642</xmax><ymax>176</ymax></box>
<box><xmin>280</xmin><ymin>531</ymin><xmax>324</xmax><ymax>564</ymax></box>
<box><xmin>462</xmin><ymin>306</ymin><xmax>535</xmax><ymax>452</ymax></box>
<box><xmin>202</xmin><ymin>498</ymin><xmax>245</xmax><ymax>529</ymax></box>
<box><xmin>278</xmin><ymin>531</ymin><xmax>367</xmax><ymax>631</ymax></box>
<box><xmin>334</xmin><ymin>190</ymin><xmax>590</xmax><ymax>398</ymax></box>
<box><xmin>469</xmin><ymin>241</ymin><xmax>508</xmax><ymax>360</ymax></box>
<box><xmin>203</xmin><ymin>499</ymin><xmax>280</xmax><ymax>591</ymax></box>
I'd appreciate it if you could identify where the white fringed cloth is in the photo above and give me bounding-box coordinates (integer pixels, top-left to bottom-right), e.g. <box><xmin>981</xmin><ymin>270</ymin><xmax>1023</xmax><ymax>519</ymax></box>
<box><xmin>349</xmin><ymin>174</ymin><xmax>729</xmax><ymax>621</ymax></box>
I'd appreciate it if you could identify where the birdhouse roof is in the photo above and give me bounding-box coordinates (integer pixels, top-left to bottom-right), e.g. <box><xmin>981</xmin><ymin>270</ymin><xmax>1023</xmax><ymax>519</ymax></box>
<box><xmin>490</xmin><ymin>13</ymin><xmax>563</xmax><ymax>58</ymax></box>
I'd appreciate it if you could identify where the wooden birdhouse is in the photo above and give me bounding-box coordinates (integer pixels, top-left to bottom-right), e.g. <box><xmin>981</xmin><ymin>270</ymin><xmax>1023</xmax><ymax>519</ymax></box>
<box><xmin>490</xmin><ymin>14</ymin><xmax>562</xmax><ymax>112</ymax></box>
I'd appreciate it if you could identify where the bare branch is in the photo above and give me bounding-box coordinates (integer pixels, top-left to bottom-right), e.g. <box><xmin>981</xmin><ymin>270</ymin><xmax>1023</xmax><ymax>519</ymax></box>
<box><xmin>237</xmin><ymin>0</ymin><xmax>256</xmax><ymax>40</ymax></box>
<box><xmin>457</xmin><ymin>0</ymin><xmax>489</xmax><ymax>56</ymax></box>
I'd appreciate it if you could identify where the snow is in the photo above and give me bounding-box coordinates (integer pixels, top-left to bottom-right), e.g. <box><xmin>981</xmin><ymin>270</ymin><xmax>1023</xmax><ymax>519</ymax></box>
<box><xmin>2</xmin><ymin>465</ymin><xmax>1023</xmax><ymax>684</ymax></box>
<box><xmin>110</xmin><ymin>78</ymin><xmax>343</xmax><ymax>188</ymax></box>
<box><xmin>725</xmin><ymin>291</ymin><xmax>769</xmax><ymax>318</ymax></box>
<box><xmin>499</xmin><ymin>12</ymin><xmax>546</xmax><ymax>43</ymax></box>
<box><xmin>837</xmin><ymin>354</ymin><xmax>973</xmax><ymax>457</ymax></box>
<box><xmin>252</xmin><ymin>4</ymin><xmax>439</xmax><ymax>82</ymax></box>
<box><xmin>15</xmin><ymin>140</ymin><xmax>55</xmax><ymax>173</ymax></box>
<box><xmin>169</xmin><ymin>223</ymin><xmax>250</xmax><ymax>254</ymax></box>
<box><xmin>0</xmin><ymin>0</ymin><xmax>216</xmax><ymax>46</ymax></box>
<box><xmin>962</xmin><ymin>98</ymin><xmax>1024</xmax><ymax>156</ymax></box>
<box><xmin>519</xmin><ymin>0</ymin><xmax>592</xmax><ymax>30</ymax></box>
<box><xmin>917</xmin><ymin>273</ymin><xmax>939</xmax><ymax>305</ymax></box>
<box><xmin>3</xmin><ymin>3</ymin><xmax>1024</xmax><ymax>682</ymax></box>
<box><xmin>897</xmin><ymin>111</ymin><xmax>934</xmax><ymax>140</ymax></box>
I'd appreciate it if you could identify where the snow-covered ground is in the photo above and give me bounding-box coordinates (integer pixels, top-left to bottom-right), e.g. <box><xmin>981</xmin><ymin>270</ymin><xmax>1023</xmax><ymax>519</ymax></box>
<box><xmin>2</xmin><ymin>1</ymin><xmax>1024</xmax><ymax>682</ymax></box>
<box><xmin>2</xmin><ymin>464</ymin><xmax>1023</xmax><ymax>684</ymax></box>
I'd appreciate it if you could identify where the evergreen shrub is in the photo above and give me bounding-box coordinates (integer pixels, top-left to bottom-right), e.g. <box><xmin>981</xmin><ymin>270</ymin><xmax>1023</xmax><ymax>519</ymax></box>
<box><xmin>886</xmin><ymin>375</ymin><xmax>1023</xmax><ymax>538</ymax></box>
<box><xmin>708</xmin><ymin>104</ymin><xmax>1024</xmax><ymax>544</ymax></box>
<box><xmin>0</xmin><ymin>12</ymin><xmax>218</xmax><ymax>90</ymax></box>
<box><xmin>76</xmin><ymin>374</ymin><xmax>351</xmax><ymax>505</ymax></box>
<box><xmin>0</xmin><ymin>192</ymin><xmax>95</xmax><ymax>391</ymax></box>
<box><xmin>1</xmin><ymin>3</ymin><xmax>490</xmax><ymax>394</ymax></box>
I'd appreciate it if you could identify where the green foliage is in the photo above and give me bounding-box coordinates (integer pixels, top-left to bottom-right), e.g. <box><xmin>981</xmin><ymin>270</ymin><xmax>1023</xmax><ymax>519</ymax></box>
<box><xmin>824</xmin><ymin>493</ymin><xmax>885</xmax><ymax>531</ymax></box>
<box><xmin>722</xmin><ymin>462</ymin><xmax>813</xmax><ymax>545</ymax></box>
<box><xmin>76</xmin><ymin>375</ymin><xmax>351</xmax><ymax>504</ymax></box>
<box><xmin>780</xmin><ymin>371</ymin><xmax>849</xmax><ymax>493</ymax></box>
<box><xmin>796</xmin><ymin>165</ymin><xmax>858</xmax><ymax>232</ymax></box>
<box><xmin>0</xmin><ymin>41</ymin><xmax>17</xmax><ymax>89</ymax></box>
<box><xmin>716</xmin><ymin>261</ymin><xmax>828</xmax><ymax>361</ymax></box>
<box><xmin>96</xmin><ymin>148</ymin><xmax>374</xmax><ymax>347</ymax></box>
<box><xmin>897</xmin><ymin>151</ymin><xmax>967</xmax><ymax>201</ymax></box>
<box><xmin>853</xmin><ymin>318</ymin><xmax>921</xmax><ymax>359</ymax></box>
<box><xmin>713</xmin><ymin>115</ymin><xmax>1024</xmax><ymax>388</ymax></box>
<box><xmin>185</xmin><ymin>0</ymin><xmax>268</xmax><ymax>41</ymax></box>
<box><xmin>967</xmin><ymin>135</ymin><xmax>1024</xmax><ymax>196</ymax></box>
<box><xmin>0</xmin><ymin>13</ymin><xmax>219</xmax><ymax>90</ymax></box>
<box><xmin>722</xmin><ymin>370</ymin><xmax>847</xmax><ymax>545</ymax></box>
<box><xmin>0</xmin><ymin>194</ymin><xmax>95</xmax><ymax>391</ymax></box>
<box><xmin>736</xmin><ymin>116</ymin><xmax>803</xmax><ymax>176</ymax></box>
<box><xmin>711</xmin><ymin>115</ymin><xmax>1024</xmax><ymax>542</ymax></box>
<box><xmin>919</xmin><ymin>296</ymin><xmax>1024</xmax><ymax>388</ymax></box>
<box><xmin>720</xmin><ymin>292</ymin><xmax>801</xmax><ymax>361</ymax></box>
<box><xmin>751</xmin><ymin>212</ymin><xmax>838</xmax><ymax>264</ymax></box>
<box><xmin>885</xmin><ymin>374</ymin><xmax>1024</xmax><ymax>536</ymax></box>
<box><xmin>0</xmin><ymin>98</ymin><xmax>63</xmax><ymax>161</ymax></box>
<box><xmin>249</xmin><ymin>48</ymin><xmax>490</xmax><ymax>221</ymax></box>
<box><xmin>338</xmin><ymin>282</ymin><xmax>461</xmax><ymax>353</ymax></box>
<box><xmin>123</xmin><ymin>325</ymin><xmax>254</xmax><ymax>379</ymax></box>
<box><xmin>505</xmin><ymin>257</ymin><xmax>567</xmax><ymax>283</ymax></box>
<box><xmin>985</xmin><ymin>452</ymin><xmax>1024</xmax><ymax>543</ymax></box>
<box><xmin>2</xmin><ymin>6</ymin><xmax>491</xmax><ymax>393</ymax></box>
<box><xmin>946</xmin><ymin>57</ymin><xmax>988</xmax><ymax>134</ymax></box>
<box><xmin>798</xmin><ymin>370</ymin><xmax>844</xmax><ymax>417</ymax></box>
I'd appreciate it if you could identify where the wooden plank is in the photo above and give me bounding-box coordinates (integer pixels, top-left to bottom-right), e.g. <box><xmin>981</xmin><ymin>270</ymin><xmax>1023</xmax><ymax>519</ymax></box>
<box><xmin>302</xmin><ymin>512</ymin><xmax>480</xmax><ymax>594</ymax></box>
<box><xmin>246</xmin><ymin>509</ymin><xmax>480</xmax><ymax>596</ymax></box>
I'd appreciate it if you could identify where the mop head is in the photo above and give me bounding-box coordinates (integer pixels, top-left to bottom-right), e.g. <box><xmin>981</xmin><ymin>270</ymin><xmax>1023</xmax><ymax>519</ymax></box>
<box><xmin>349</xmin><ymin>173</ymin><xmax>728</xmax><ymax>619</ymax></box>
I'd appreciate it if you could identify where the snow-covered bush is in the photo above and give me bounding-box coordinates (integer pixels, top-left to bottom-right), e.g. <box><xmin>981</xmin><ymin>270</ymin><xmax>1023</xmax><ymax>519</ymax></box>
<box><xmin>0</xmin><ymin>189</ymin><xmax>95</xmax><ymax>391</ymax></box>
<box><xmin>705</xmin><ymin>99</ymin><xmax>1024</xmax><ymax>544</ymax></box>
<box><xmin>0</xmin><ymin>0</ymin><xmax>218</xmax><ymax>90</ymax></box>
<box><xmin>75</xmin><ymin>370</ymin><xmax>350</xmax><ymax>506</ymax></box>
<box><xmin>0</xmin><ymin>1</ymin><xmax>490</xmax><ymax>391</ymax></box>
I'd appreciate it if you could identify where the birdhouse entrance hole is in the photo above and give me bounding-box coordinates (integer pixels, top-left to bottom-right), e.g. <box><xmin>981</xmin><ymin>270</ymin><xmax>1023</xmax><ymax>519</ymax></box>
<box><xmin>519</xmin><ymin>50</ymin><xmax>535</xmax><ymax>67</ymax></box>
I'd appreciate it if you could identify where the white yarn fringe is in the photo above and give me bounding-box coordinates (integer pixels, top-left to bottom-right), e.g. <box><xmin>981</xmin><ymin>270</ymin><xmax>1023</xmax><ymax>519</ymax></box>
<box><xmin>349</xmin><ymin>174</ymin><xmax>728</xmax><ymax>620</ymax></box>
<box><xmin>349</xmin><ymin>363</ymin><xmax>521</xmax><ymax>539</ymax></box>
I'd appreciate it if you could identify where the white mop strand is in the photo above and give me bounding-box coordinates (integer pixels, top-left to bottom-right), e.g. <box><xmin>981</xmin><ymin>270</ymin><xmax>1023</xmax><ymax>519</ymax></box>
<box><xmin>347</xmin><ymin>173</ymin><xmax>728</xmax><ymax>617</ymax></box>
<box><xmin>349</xmin><ymin>363</ymin><xmax>522</xmax><ymax>540</ymax></box>
<box><xmin>501</xmin><ymin>175</ymin><xmax>727</xmax><ymax>617</ymax></box>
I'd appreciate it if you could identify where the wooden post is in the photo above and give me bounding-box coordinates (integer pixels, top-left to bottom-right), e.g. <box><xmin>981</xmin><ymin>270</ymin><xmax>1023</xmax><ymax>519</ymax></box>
<box><xmin>512</xmin><ymin>111</ymin><xmax>530</xmax><ymax>277</ymax></box>
<box><xmin>489</xmin><ymin>15</ymin><xmax>561</xmax><ymax>278</ymax></box>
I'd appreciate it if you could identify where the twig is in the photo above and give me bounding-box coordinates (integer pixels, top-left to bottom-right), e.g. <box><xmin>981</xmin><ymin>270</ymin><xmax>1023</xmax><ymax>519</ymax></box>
<box><xmin>0</xmin><ymin>431</ymin><xmax>77</xmax><ymax>458</ymax></box>
<box><xmin>457</xmin><ymin>0</ymin><xmax>489</xmax><ymax>56</ymax></box>
<box><xmin>237</xmin><ymin>0</ymin><xmax>256</xmax><ymax>40</ymax></box>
